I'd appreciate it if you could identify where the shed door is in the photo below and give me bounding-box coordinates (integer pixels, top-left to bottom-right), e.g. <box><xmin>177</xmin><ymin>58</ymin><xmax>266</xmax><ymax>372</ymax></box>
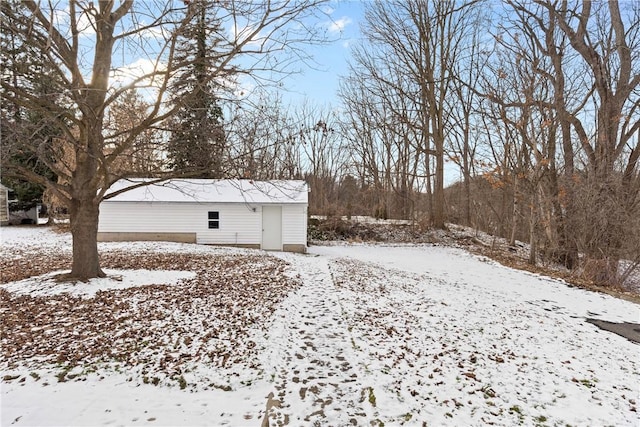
<box><xmin>262</xmin><ymin>206</ymin><xmax>282</xmax><ymax>251</ymax></box>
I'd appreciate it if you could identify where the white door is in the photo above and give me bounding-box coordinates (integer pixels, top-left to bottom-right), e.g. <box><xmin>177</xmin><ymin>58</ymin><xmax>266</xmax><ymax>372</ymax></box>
<box><xmin>262</xmin><ymin>206</ymin><xmax>282</xmax><ymax>250</ymax></box>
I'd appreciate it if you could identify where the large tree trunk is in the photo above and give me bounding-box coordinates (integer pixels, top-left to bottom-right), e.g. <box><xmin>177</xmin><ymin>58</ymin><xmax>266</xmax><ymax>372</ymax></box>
<box><xmin>509</xmin><ymin>176</ymin><xmax>519</xmax><ymax>246</ymax></box>
<box><xmin>69</xmin><ymin>103</ymin><xmax>107</xmax><ymax>280</ymax></box>
<box><xmin>424</xmin><ymin>154</ymin><xmax>433</xmax><ymax>221</ymax></box>
<box><xmin>581</xmin><ymin>175</ymin><xmax>623</xmax><ymax>286</ymax></box>
<box><xmin>432</xmin><ymin>122</ymin><xmax>446</xmax><ymax>229</ymax></box>
<box><xmin>547</xmin><ymin>15</ymin><xmax>579</xmax><ymax>271</ymax></box>
<box><xmin>462</xmin><ymin>127</ymin><xmax>472</xmax><ymax>227</ymax></box>
<box><xmin>69</xmin><ymin>196</ymin><xmax>104</xmax><ymax>280</ymax></box>
<box><xmin>528</xmin><ymin>192</ymin><xmax>537</xmax><ymax>266</ymax></box>
<box><xmin>556</xmin><ymin>117</ymin><xmax>578</xmax><ymax>270</ymax></box>
<box><xmin>433</xmin><ymin>138</ymin><xmax>446</xmax><ymax>229</ymax></box>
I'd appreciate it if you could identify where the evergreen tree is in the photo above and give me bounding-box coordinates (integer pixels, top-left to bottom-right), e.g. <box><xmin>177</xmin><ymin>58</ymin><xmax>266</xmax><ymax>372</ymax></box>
<box><xmin>167</xmin><ymin>0</ymin><xmax>228</xmax><ymax>178</ymax></box>
<box><xmin>0</xmin><ymin>1</ymin><xmax>61</xmax><ymax>209</ymax></box>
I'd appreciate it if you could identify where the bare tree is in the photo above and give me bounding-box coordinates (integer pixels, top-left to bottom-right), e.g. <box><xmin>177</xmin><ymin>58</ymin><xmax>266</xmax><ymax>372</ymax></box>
<box><xmin>339</xmin><ymin>0</ymin><xmax>482</xmax><ymax>227</ymax></box>
<box><xmin>472</xmin><ymin>1</ymin><xmax>638</xmax><ymax>284</ymax></box>
<box><xmin>296</xmin><ymin>103</ymin><xmax>349</xmax><ymax>216</ymax></box>
<box><xmin>338</xmin><ymin>69</ymin><xmax>425</xmax><ymax>220</ymax></box>
<box><xmin>446</xmin><ymin>7</ymin><xmax>487</xmax><ymax>226</ymax></box>
<box><xmin>225</xmin><ymin>91</ymin><xmax>303</xmax><ymax>180</ymax></box>
<box><xmin>544</xmin><ymin>0</ymin><xmax>639</xmax><ymax>284</ymax></box>
<box><xmin>104</xmin><ymin>89</ymin><xmax>163</xmax><ymax>176</ymax></box>
<box><xmin>500</xmin><ymin>0</ymin><xmax>640</xmax><ymax>284</ymax></box>
<box><xmin>0</xmin><ymin>0</ymin><xmax>328</xmax><ymax>280</ymax></box>
<box><xmin>338</xmin><ymin>74</ymin><xmax>389</xmax><ymax>218</ymax></box>
<box><xmin>226</xmin><ymin>93</ymin><xmax>349</xmax><ymax>216</ymax></box>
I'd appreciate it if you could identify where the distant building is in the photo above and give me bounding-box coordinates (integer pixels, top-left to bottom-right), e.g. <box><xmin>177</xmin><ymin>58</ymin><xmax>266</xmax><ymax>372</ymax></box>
<box><xmin>0</xmin><ymin>184</ymin><xmax>12</xmax><ymax>226</ymax></box>
<box><xmin>98</xmin><ymin>179</ymin><xmax>309</xmax><ymax>253</ymax></box>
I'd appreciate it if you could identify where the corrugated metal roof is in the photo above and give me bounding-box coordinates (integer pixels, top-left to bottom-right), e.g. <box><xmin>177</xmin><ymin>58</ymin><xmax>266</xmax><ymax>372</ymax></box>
<box><xmin>103</xmin><ymin>179</ymin><xmax>308</xmax><ymax>204</ymax></box>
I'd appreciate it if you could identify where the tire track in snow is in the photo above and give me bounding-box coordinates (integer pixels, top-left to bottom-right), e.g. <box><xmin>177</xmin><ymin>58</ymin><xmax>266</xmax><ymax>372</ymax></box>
<box><xmin>259</xmin><ymin>254</ymin><xmax>379</xmax><ymax>426</ymax></box>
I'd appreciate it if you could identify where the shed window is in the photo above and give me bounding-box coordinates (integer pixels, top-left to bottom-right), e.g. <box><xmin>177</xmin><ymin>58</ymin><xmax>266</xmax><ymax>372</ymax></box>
<box><xmin>208</xmin><ymin>211</ymin><xmax>220</xmax><ymax>229</ymax></box>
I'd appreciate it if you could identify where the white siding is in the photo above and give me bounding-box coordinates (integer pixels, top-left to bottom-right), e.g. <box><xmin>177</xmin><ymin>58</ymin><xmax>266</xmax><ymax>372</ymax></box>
<box><xmin>99</xmin><ymin>202</ymin><xmax>261</xmax><ymax>245</ymax></box>
<box><xmin>0</xmin><ymin>188</ymin><xmax>8</xmax><ymax>224</ymax></box>
<box><xmin>198</xmin><ymin>203</ymin><xmax>261</xmax><ymax>245</ymax></box>
<box><xmin>282</xmin><ymin>204</ymin><xmax>307</xmax><ymax>245</ymax></box>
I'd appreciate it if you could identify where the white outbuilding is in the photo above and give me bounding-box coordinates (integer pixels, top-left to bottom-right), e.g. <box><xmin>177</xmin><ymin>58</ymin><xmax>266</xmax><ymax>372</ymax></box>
<box><xmin>0</xmin><ymin>184</ymin><xmax>11</xmax><ymax>226</ymax></box>
<box><xmin>98</xmin><ymin>179</ymin><xmax>309</xmax><ymax>253</ymax></box>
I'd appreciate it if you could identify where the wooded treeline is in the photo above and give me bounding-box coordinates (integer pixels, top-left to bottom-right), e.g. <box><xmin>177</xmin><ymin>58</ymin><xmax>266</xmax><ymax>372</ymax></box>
<box><xmin>1</xmin><ymin>0</ymin><xmax>638</xmax><ymax>285</ymax></box>
<box><xmin>220</xmin><ymin>1</ymin><xmax>639</xmax><ymax>287</ymax></box>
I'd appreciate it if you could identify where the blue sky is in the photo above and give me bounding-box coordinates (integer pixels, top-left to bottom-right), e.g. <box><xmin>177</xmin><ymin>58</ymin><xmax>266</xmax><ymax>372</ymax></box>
<box><xmin>280</xmin><ymin>0</ymin><xmax>365</xmax><ymax>107</ymax></box>
<box><xmin>98</xmin><ymin>1</ymin><xmax>364</xmax><ymax>104</ymax></box>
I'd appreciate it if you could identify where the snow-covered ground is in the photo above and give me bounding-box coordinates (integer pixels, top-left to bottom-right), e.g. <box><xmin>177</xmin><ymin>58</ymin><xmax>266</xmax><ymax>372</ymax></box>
<box><xmin>1</xmin><ymin>226</ymin><xmax>638</xmax><ymax>426</ymax></box>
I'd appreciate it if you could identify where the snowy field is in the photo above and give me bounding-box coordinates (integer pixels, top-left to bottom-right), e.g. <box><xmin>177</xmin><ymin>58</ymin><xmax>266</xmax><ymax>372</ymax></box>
<box><xmin>1</xmin><ymin>226</ymin><xmax>638</xmax><ymax>426</ymax></box>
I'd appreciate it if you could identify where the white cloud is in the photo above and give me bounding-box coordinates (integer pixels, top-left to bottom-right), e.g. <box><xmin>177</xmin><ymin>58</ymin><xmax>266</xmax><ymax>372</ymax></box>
<box><xmin>137</xmin><ymin>25</ymin><xmax>170</xmax><ymax>41</ymax></box>
<box><xmin>323</xmin><ymin>6</ymin><xmax>336</xmax><ymax>15</ymax></box>
<box><xmin>50</xmin><ymin>4</ymin><xmax>95</xmax><ymax>38</ymax></box>
<box><xmin>110</xmin><ymin>58</ymin><xmax>167</xmax><ymax>89</ymax></box>
<box><xmin>108</xmin><ymin>58</ymin><xmax>170</xmax><ymax>106</ymax></box>
<box><xmin>227</xmin><ymin>20</ymin><xmax>270</xmax><ymax>50</ymax></box>
<box><xmin>328</xmin><ymin>16</ymin><xmax>352</xmax><ymax>34</ymax></box>
<box><xmin>232</xmin><ymin>78</ymin><xmax>255</xmax><ymax>100</ymax></box>
<box><xmin>76</xmin><ymin>9</ymin><xmax>96</xmax><ymax>36</ymax></box>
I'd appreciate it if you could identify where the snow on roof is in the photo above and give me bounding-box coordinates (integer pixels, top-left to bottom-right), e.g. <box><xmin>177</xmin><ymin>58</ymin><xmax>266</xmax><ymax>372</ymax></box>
<box><xmin>103</xmin><ymin>179</ymin><xmax>308</xmax><ymax>204</ymax></box>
